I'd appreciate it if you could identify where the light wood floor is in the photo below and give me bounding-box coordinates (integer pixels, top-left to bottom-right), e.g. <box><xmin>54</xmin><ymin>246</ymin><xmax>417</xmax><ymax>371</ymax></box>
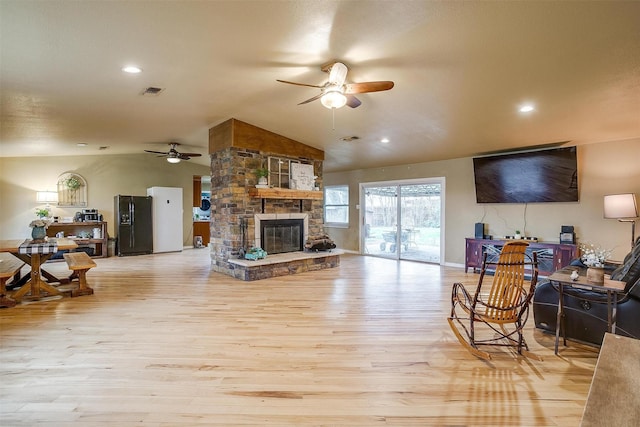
<box><xmin>1</xmin><ymin>250</ymin><xmax>599</xmax><ymax>426</ymax></box>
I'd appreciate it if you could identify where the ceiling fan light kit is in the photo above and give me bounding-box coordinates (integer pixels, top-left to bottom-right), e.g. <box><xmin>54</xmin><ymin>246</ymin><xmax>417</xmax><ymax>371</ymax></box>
<box><xmin>144</xmin><ymin>142</ymin><xmax>201</xmax><ymax>163</ymax></box>
<box><xmin>321</xmin><ymin>90</ymin><xmax>347</xmax><ymax>109</ymax></box>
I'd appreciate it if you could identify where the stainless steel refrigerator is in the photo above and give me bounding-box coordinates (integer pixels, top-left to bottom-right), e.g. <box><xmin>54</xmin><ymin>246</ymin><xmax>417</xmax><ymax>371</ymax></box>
<box><xmin>114</xmin><ymin>195</ymin><xmax>153</xmax><ymax>256</ymax></box>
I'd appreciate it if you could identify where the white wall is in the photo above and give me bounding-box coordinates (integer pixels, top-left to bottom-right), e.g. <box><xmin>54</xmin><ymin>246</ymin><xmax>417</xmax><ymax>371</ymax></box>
<box><xmin>0</xmin><ymin>153</ymin><xmax>210</xmax><ymax>245</ymax></box>
<box><xmin>324</xmin><ymin>138</ymin><xmax>640</xmax><ymax>264</ymax></box>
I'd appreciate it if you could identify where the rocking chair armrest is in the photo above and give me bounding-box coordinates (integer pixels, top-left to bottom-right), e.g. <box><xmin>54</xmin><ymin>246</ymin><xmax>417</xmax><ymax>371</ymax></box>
<box><xmin>452</xmin><ymin>282</ymin><xmax>474</xmax><ymax>305</ymax></box>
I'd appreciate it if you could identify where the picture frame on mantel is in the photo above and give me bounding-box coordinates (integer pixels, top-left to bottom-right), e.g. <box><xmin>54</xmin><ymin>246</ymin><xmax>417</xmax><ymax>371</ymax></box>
<box><xmin>290</xmin><ymin>163</ymin><xmax>315</xmax><ymax>190</ymax></box>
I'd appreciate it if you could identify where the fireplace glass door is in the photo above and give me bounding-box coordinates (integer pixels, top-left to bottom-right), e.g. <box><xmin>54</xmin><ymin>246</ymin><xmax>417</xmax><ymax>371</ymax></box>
<box><xmin>261</xmin><ymin>219</ymin><xmax>304</xmax><ymax>254</ymax></box>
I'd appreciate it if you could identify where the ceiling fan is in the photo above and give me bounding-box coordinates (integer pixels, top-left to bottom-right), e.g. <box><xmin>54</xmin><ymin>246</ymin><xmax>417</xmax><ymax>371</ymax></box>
<box><xmin>277</xmin><ymin>61</ymin><xmax>394</xmax><ymax>109</ymax></box>
<box><xmin>144</xmin><ymin>143</ymin><xmax>202</xmax><ymax>164</ymax></box>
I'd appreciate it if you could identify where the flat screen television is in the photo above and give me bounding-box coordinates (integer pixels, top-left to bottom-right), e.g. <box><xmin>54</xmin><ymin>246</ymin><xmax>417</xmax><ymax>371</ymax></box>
<box><xmin>473</xmin><ymin>146</ymin><xmax>578</xmax><ymax>203</ymax></box>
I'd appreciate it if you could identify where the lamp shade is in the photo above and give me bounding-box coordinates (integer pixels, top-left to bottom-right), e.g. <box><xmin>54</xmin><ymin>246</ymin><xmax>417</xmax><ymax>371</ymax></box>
<box><xmin>604</xmin><ymin>193</ymin><xmax>638</xmax><ymax>219</ymax></box>
<box><xmin>36</xmin><ymin>191</ymin><xmax>58</xmax><ymax>203</ymax></box>
<box><xmin>321</xmin><ymin>90</ymin><xmax>347</xmax><ymax>109</ymax></box>
<box><xmin>167</xmin><ymin>157</ymin><xmax>181</xmax><ymax>164</ymax></box>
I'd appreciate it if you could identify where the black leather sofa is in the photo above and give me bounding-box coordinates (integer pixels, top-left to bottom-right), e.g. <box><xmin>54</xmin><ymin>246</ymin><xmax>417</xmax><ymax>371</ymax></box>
<box><xmin>533</xmin><ymin>237</ymin><xmax>640</xmax><ymax>345</ymax></box>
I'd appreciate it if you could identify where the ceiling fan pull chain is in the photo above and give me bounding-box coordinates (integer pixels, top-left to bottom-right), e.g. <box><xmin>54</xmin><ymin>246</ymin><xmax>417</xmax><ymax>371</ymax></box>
<box><xmin>332</xmin><ymin>107</ymin><xmax>336</xmax><ymax>130</ymax></box>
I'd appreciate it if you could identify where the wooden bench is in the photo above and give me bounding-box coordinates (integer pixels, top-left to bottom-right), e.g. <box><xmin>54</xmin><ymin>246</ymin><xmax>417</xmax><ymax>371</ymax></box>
<box><xmin>0</xmin><ymin>254</ymin><xmax>25</xmax><ymax>307</ymax></box>
<box><xmin>63</xmin><ymin>252</ymin><xmax>96</xmax><ymax>297</ymax></box>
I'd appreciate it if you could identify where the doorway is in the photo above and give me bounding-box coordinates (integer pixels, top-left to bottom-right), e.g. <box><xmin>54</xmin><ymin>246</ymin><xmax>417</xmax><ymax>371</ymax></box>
<box><xmin>361</xmin><ymin>178</ymin><xmax>444</xmax><ymax>263</ymax></box>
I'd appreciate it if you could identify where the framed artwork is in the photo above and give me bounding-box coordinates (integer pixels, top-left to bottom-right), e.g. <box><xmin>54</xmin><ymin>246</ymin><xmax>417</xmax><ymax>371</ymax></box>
<box><xmin>290</xmin><ymin>163</ymin><xmax>315</xmax><ymax>190</ymax></box>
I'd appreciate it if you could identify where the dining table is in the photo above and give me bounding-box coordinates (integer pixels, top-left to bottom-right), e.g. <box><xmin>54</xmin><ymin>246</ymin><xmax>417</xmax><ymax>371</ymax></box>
<box><xmin>0</xmin><ymin>237</ymin><xmax>78</xmax><ymax>301</ymax></box>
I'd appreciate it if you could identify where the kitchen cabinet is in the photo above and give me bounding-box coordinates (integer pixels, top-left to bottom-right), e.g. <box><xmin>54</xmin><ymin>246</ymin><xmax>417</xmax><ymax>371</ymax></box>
<box><xmin>193</xmin><ymin>176</ymin><xmax>202</xmax><ymax>207</ymax></box>
<box><xmin>193</xmin><ymin>221</ymin><xmax>210</xmax><ymax>247</ymax></box>
<box><xmin>46</xmin><ymin>221</ymin><xmax>108</xmax><ymax>258</ymax></box>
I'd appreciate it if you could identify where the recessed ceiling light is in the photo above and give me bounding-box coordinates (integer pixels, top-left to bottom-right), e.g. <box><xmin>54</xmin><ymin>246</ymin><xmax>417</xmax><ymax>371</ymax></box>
<box><xmin>76</xmin><ymin>143</ymin><xmax>88</xmax><ymax>147</ymax></box>
<box><xmin>519</xmin><ymin>104</ymin><xmax>535</xmax><ymax>113</ymax></box>
<box><xmin>122</xmin><ymin>65</ymin><xmax>142</xmax><ymax>74</ymax></box>
<box><xmin>381</xmin><ymin>138</ymin><xmax>390</xmax><ymax>143</ymax></box>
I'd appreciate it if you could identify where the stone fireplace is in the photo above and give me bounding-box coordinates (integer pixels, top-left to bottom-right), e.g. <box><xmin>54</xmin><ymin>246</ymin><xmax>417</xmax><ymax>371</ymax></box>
<box><xmin>207</xmin><ymin>118</ymin><xmax>340</xmax><ymax>280</ymax></box>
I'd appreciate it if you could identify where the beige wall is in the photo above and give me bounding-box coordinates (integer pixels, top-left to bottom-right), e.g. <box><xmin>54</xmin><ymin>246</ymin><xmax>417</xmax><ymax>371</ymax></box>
<box><xmin>0</xmin><ymin>154</ymin><xmax>210</xmax><ymax>245</ymax></box>
<box><xmin>325</xmin><ymin>138</ymin><xmax>640</xmax><ymax>264</ymax></box>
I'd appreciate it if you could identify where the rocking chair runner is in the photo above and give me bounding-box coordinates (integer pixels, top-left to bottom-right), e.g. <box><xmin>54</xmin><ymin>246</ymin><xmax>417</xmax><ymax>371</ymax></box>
<box><xmin>448</xmin><ymin>241</ymin><xmax>539</xmax><ymax>360</ymax></box>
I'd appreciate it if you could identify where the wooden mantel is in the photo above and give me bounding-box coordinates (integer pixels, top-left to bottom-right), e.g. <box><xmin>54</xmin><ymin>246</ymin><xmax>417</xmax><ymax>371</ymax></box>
<box><xmin>248</xmin><ymin>187</ymin><xmax>323</xmax><ymax>200</ymax></box>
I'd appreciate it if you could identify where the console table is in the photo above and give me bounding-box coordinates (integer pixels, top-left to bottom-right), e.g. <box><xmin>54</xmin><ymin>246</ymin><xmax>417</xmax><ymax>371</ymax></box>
<box><xmin>465</xmin><ymin>238</ymin><xmax>578</xmax><ymax>277</ymax></box>
<box><xmin>46</xmin><ymin>222</ymin><xmax>108</xmax><ymax>258</ymax></box>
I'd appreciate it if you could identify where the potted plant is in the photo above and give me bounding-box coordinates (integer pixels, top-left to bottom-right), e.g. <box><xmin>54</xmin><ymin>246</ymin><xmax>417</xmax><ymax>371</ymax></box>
<box><xmin>255</xmin><ymin>168</ymin><xmax>269</xmax><ymax>186</ymax></box>
<box><xmin>29</xmin><ymin>218</ymin><xmax>51</xmax><ymax>241</ymax></box>
<box><xmin>579</xmin><ymin>243</ymin><xmax>612</xmax><ymax>284</ymax></box>
<box><xmin>514</xmin><ymin>230</ymin><xmax>522</xmax><ymax>239</ymax></box>
<box><xmin>35</xmin><ymin>208</ymin><xmax>50</xmax><ymax>219</ymax></box>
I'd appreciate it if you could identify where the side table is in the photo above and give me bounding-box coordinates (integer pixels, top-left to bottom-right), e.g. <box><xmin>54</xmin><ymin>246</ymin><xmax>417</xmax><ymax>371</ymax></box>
<box><xmin>548</xmin><ymin>268</ymin><xmax>625</xmax><ymax>355</ymax></box>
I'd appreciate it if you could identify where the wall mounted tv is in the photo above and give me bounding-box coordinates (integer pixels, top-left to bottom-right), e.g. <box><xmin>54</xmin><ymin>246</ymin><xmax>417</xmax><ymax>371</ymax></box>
<box><xmin>473</xmin><ymin>146</ymin><xmax>578</xmax><ymax>203</ymax></box>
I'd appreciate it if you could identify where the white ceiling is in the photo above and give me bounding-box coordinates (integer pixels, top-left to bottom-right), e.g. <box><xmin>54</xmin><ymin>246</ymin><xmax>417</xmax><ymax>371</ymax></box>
<box><xmin>1</xmin><ymin>1</ymin><xmax>639</xmax><ymax>172</ymax></box>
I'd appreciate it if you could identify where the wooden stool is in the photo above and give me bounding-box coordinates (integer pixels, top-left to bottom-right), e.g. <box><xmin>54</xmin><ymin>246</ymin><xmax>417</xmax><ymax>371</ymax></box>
<box><xmin>63</xmin><ymin>252</ymin><xmax>96</xmax><ymax>297</ymax></box>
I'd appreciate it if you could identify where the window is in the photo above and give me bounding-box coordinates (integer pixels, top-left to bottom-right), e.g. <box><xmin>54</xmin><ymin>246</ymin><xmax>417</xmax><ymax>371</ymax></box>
<box><xmin>324</xmin><ymin>185</ymin><xmax>349</xmax><ymax>227</ymax></box>
<box><xmin>268</xmin><ymin>156</ymin><xmax>300</xmax><ymax>188</ymax></box>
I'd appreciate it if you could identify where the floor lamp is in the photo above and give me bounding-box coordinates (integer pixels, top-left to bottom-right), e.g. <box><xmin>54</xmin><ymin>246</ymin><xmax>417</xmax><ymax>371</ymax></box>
<box><xmin>604</xmin><ymin>193</ymin><xmax>638</xmax><ymax>249</ymax></box>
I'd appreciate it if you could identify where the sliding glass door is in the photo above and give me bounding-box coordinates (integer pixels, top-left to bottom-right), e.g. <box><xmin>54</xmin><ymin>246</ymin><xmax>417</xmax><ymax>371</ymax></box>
<box><xmin>361</xmin><ymin>179</ymin><xmax>443</xmax><ymax>263</ymax></box>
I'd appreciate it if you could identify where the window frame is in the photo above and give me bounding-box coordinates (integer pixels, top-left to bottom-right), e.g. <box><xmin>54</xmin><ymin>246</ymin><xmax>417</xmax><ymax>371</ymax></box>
<box><xmin>268</xmin><ymin>156</ymin><xmax>300</xmax><ymax>189</ymax></box>
<box><xmin>324</xmin><ymin>184</ymin><xmax>350</xmax><ymax>228</ymax></box>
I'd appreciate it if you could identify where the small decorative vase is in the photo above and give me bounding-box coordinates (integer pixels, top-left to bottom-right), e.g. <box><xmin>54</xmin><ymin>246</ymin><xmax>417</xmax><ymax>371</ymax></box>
<box><xmin>258</xmin><ymin>176</ymin><xmax>268</xmax><ymax>186</ymax></box>
<box><xmin>586</xmin><ymin>267</ymin><xmax>605</xmax><ymax>285</ymax></box>
<box><xmin>31</xmin><ymin>226</ymin><xmax>46</xmax><ymax>241</ymax></box>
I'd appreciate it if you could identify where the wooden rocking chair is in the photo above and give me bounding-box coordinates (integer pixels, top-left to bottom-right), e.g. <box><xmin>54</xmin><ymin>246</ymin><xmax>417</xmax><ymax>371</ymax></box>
<box><xmin>448</xmin><ymin>241</ymin><xmax>539</xmax><ymax>360</ymax></box>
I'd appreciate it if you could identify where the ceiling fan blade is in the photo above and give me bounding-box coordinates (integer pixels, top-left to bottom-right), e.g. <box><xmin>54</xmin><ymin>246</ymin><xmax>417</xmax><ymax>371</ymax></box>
<box><xmin>344</xmin><ymin>81</ymin><xmax>394</xmax><ymax>94</ymax></box>
<box><xmin>145</xmin><ymin>150</ymin><xmax>169</xmax><ymax>155</ymax></box>
<box><xmin>298</xmin><ymin>93</ymin><xmax>324</xmax><ymax>105</ymax></box>
<box><xmin>277</xmin><ymin>79</ymin><xmax>324</xmax><ymax>89</ymax></box>
<box><xmin>346</xmin><ymin>95</ymin><xmax>362</xmax><ymax>108</ymax></box>
<box><xmin>179</xmin><ymin>152</ymin><xmax>202</xmax><ymax>157</ymax></box>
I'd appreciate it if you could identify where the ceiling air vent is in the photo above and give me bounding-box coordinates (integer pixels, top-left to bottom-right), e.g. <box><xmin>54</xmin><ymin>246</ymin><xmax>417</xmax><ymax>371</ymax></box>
<box><xmin>141</xmin><ymin>87</ymin><xmax>164</xmax><ymax>96</ymax></box>
<box><xmin>339</xmin><ymin>136</ymin><xmax>360</xmax><ymax>142</ymax></box>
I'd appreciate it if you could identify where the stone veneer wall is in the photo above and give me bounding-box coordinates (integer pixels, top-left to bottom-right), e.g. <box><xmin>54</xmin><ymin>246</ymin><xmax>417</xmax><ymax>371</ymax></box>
<box><xmin>209</xmin><ymin>146</ymin><xmax>324</xmax><ymax>276</ymax></box>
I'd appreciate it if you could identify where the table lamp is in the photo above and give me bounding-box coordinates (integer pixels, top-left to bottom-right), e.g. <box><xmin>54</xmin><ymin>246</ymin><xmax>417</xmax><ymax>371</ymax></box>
<box><xmin>36</xmin><ymin>190</ymin><xmax>58</xmax><ymax>208</ymax></box>
<box><xmin>604</xmin><ymin>193</ymin><xmax>639</xmax><ymax>249</ymax></box>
